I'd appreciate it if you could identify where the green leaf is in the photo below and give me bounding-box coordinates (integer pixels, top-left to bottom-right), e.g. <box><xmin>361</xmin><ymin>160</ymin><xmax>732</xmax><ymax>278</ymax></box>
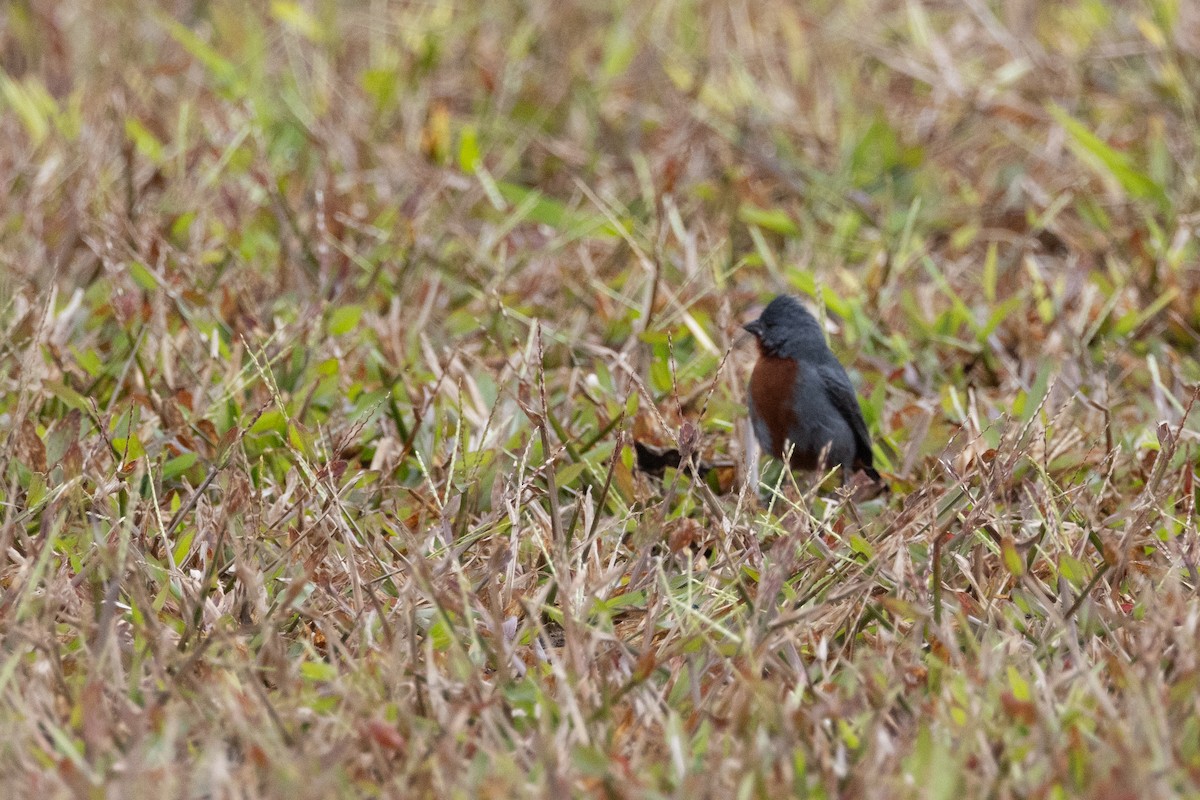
<box><xmin>287</xmin><ymin>423</ymin><xmax>309</xmax><ymax>452</ymax></box>
<box><xmin>978</xmin><ymin>296</ymin><xmax>1025</xmax><ymax>340</ymax></box>
<box><xmin>300</xmin><ymin>660</ymin><xmax>338</xmax><ymax>682</ymax></box>
<box><xmin>0</xmin><ymin>74</ymin><xmax>56</xmax><ymax>145</ymax></box>
<box><xmin>327</xmin><ymin>304</ymin><xmax>363</xmax><ymax>336</ymax></box>
<box><xmin>737</xmin><ymin>203</ymin><xmax>800</xmax><ymax>237</ymax></box>
<box><xmin>457</xmin><ymin>123</ymin><xmax>481</xmax><ymax>174</ymax></box>
<box><xmin>905</xmin><ymin>725</ymin><xmax>959</xmax><ymax>800</ymax></box>
<box><xmin>163</xmin><ymin>452</ymin><xmax>198</xmax><ymax>481</ymax></box>
<box><xmin>819</xmin><ymin>286</ymin><xmax>852</xmax><ymax>320</ymax></box>
<box><xmin>1002</xmin><ymin>537</ymin><xmax>1025</xmax><ymax>577</ymax></box>
<box><xmin>72</xmin><ymin>348</ymin><xmax>104</xmax><ymax>378</ymax></box>
<box><xmin>554</xmin><ymin>461</ymin><xmax>588</xmax><ymax>489</ymax></box>
<box><xmin>1113</xmin><ymin>287</ymin><xmax>1179</xmax><ymax>336</ymax></box>
<box><xmin>362</xmin><ymin>68</ymin><xmax>399</xmax><ymax>112</ymax></box>
<box><xmin>1058</xmin><ymin>555</ymin><xmax>1090</xmax><ymax>588</ymax></box>
<box><xmin>982</xmin><ymin>242</ymin><xmax>998</xmax><ymax>302</ymax></box>
<box><xmin>428</xmin><ymin>616</ymin><xmax>453</xmax><ymax>651</ymax></box>
<box><xmin>42</xmin><ymin>380</ymin><xmax>89</xmax><ymax>411</ymax></box>
<box><xmin>24</xmin><ymin>471</ymin><xmax>47</xmax><ymax>508</ymax></box>
<box><xmin>837</xmin><ymin>718</ymin><xmax>860</xmax><ymax>749</ymax></box>
<box><xmin>849</xmin><ymin>534</ymin><xmax>874</xmax><ymax>558</ymax></box>
<box><xmin>572</xmin><ymin>745</ymin><xmax>612</xmax><ymax>778</ymax></box>
<box><xmin>601</xmin><ymin>24</ymin><xmax>638</xmax><ymax>80</ymax></box>
<box><xmin>171</xmin><ymin>530</ymin><xmax>195</xmax><ymax>565</ymax></box>
<box><xmin>1047</xmin><ymin>104</ymin><xmax>1169</xmax><ymax>209</ymax></box>
<box><xmin>125</xmin><ymin>118</ymin><xmax>165</xmax><ymax>164</ymax></box>
<box><xmin>112</xmin><ymin>436</ymin><xmax>146</xmax><ymax>461</ymax></box>
<box><xmin>1007</xmin><ymin>665</ymin><xmax>1031</xmax><ymax>701</ymax></box>
<box><xmin>496</xmin><ymin>182</ymin><xmax>617</xmax><ymax>239</ymax></box>
<box><xmin>848</xmin><ymin>116</ymin><xmax>923</xmax><ymax>186</ymax></box>
<box><xmin>270</xmin><ymin>1</ymin><xmax>322</xmax><ymax>40</ymax></box>
<box><xmin>250</xmin><ymin>409</ymin><xmax>287</xmax><ymax>436</ymax></box>
<box><xmin>589</xmin><ymin>590</ymin><xmax>646</xmax><ymax>615</ymax></box>
<box><xmin>157</xmin><ymin>14</ymin><xmax>240</xmax><ymax>89</ymax></box>
<box><xmin>1013</xmin><ymin>363</ymin><xmax>1052</xmax><ymax>422</ymax></box>
<box><xmin>129</xmin><ymin>261</ymin><xmax>158</xmax><ymax>291</ymax></box>
<box><xmin>170</xmin><ymin>212</ymin><xmax>196</xmax><ymax>241</ymax></box>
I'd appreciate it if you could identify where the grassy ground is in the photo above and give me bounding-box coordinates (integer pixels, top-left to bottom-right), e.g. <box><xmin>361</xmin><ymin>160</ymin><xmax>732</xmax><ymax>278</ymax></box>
<box><xmin>2</xmin><ymin>0</ymin><xmax>1200</xmax><ymax>797</ymax></box>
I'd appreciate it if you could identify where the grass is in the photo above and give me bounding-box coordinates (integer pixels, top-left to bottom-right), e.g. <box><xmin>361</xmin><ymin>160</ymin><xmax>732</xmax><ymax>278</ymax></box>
<box><xmin>1</xmin><ymin>0</ymin><xmax>1199</xmax><ymax>797</ymax></box>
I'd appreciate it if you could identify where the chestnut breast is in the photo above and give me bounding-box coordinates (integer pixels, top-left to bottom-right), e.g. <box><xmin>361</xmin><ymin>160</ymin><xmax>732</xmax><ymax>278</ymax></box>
<box><xmin>748</xmin><ymin>353</ymin><xmax>799</xmax><ymax>460</ymax></box>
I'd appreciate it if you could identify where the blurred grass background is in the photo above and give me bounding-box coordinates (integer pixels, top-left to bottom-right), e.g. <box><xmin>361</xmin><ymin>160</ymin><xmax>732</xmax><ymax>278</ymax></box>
<box><xmin>1</xmin><ymin>0</ymin><xmax>1199</xmax><ymax>797</ymax></box>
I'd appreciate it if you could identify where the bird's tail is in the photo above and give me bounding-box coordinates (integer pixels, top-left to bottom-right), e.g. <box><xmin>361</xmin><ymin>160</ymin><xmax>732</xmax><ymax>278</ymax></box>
<box><xmin>854</xmin><ymin>459</ymin><xmax>888</xmax><ymax>490</ymax></box>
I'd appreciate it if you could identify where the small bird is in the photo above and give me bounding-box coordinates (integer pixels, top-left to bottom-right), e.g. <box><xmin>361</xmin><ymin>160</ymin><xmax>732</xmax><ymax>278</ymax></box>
<box><xmin>743</xmin><ymin>295</ymin><xmax>883</xmax><ymax>487</ymax></box>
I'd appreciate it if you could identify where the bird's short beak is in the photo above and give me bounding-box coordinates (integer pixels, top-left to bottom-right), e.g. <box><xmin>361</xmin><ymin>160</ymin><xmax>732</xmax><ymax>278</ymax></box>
<box><xmin>742</xmin><ymin>319</ymin><xmax>764</xmax><ymax>338</ymax></box>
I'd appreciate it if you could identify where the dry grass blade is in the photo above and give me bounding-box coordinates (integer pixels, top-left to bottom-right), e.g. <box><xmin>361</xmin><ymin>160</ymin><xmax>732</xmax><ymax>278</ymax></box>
<box><xmin>1</xmin><ymin>1</ymin><xmax>1199</xmax><ymax>798</ymax></box>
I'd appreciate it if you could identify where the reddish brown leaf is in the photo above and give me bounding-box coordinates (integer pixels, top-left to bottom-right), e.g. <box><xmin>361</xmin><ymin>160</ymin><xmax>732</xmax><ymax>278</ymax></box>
<box><xmin>16</xmin><ymin>419</ymin><xmax>47</xmax><ymax>473</ymax></box>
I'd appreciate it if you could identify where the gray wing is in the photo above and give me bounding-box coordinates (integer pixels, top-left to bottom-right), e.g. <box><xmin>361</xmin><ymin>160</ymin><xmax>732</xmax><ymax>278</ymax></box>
<box><xmin>817</xmin><ymin>362</ymin><xmax>874</xmax><ymax>466</ymax></box>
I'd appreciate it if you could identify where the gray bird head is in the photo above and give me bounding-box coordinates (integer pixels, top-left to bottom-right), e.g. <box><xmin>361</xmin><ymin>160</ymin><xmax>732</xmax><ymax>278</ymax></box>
<box><xmin>742</xmin><ymin>295</ymin><xmax>830</xmax><ymax>360</ymax></box>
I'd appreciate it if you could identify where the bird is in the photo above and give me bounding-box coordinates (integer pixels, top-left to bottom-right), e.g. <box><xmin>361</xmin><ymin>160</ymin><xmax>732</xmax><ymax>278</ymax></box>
<box><xmin>742</xmin><ymin>295</ymin><xmax>883</xmax><ymax>487</ymax></box>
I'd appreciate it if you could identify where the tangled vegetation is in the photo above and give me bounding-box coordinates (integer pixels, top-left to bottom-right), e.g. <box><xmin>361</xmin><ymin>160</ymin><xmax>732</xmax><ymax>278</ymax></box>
<box><xmin>1</xmin><ymin>0</ymin><xmax>1199</xmax><ymax>797</ymax></box>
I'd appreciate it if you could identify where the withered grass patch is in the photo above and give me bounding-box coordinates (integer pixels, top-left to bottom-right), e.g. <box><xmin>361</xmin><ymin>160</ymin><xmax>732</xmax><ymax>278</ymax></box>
<box><xmin>2</xmin><ymin>1</ymin><xmax>1199</xmax><ymax>797</ymax></box>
